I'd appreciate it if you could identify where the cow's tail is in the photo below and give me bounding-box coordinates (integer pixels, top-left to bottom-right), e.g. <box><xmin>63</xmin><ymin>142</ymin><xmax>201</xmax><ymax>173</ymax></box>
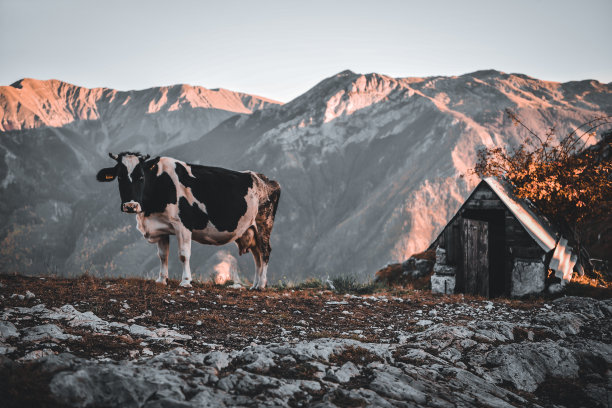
<box><xmin>267</xmin><ymin>179</ymin><xmax>281</xmax><ymax>220</ymax></box>
<box><xmin>256</xmin><ymin>173</ymin><xmax>281</xmax><ymax>219</ymax></box>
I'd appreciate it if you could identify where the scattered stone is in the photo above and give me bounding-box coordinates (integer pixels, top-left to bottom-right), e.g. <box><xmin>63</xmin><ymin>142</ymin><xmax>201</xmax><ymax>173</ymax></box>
<box><xmin>327</xmin><ymin>361</ymin><xmax>359</xmax><ymax>383</ymax></box>
<box><xmin>20</xmin><ymin>349</ymin><xmax>55</xmax><ymax>361</ymax></box>
<box><xmin>0</xmin><ymin>343</ymin><xmax>16</xmax><ymax>354</ymax></box>
<box><xmin>1</xmin><ymin>279</ymin><xmax>611</xmax><ymax>408</ymax></box>
<box><xmin>0</xmin><ymin>321</ymin><xmax>19</xmax><ymax>339</ymax></box>
<box><xmin>129</xmin><ymin>324</ymin><xmax>157</xmax><ymax>338</ymax></box>
<box><xmin>22</xmin><ymin>324</ymin><xmax>80</xmax><ymax>342</ymax></box>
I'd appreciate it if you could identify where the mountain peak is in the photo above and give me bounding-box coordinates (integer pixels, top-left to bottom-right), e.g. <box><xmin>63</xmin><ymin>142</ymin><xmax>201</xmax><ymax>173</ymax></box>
<box><xmin>10</xmin><ymin>79</ymin><xmax>26</xmax><ymax>89</ymax></box>
<box><xmin>336</xmin><ymin>69</ymin><xmax>356</xmax><ymax>77</ymax></box>
<box><xmin>463</xmin><ymin>69</ymin><xmax>505</xmax><ymax>79</ymax></box>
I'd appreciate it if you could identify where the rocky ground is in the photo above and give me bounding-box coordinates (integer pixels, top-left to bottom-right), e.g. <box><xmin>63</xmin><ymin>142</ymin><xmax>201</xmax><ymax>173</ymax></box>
<box><xmin>0</xmin><ymin>275</ymin><xmax>610</xmax><ymax>407</ymax></box>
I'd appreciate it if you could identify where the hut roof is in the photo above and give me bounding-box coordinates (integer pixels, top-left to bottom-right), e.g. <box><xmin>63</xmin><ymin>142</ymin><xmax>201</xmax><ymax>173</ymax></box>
<box><xmin>484</xmin><ymin>178</ymin><xmax>577</xmax><ymax>282</ymax></box>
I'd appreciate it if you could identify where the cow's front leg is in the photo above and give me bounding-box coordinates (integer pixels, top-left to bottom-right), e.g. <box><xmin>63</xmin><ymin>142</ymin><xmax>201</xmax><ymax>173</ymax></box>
<box><xmin>176</xmin><ymin>228</ymin><xmax>193</xmax><ymax>288</ymax></box>
<box><xmin>155</xmin><ymin>235</ymin><xmax>169</xmax><ymax>285</ymax></box>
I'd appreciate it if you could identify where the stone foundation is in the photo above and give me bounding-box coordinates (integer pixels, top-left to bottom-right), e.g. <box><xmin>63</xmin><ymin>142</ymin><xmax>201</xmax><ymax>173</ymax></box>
<box><xmin>511</xmin><ymin>258</ymin><xmax>545</xmax><ymax>297</ymax></box>
<box><xmin>431</xmin><ymin>274</ymin><xmax>456</xmax><ymax>294</ymax></box>
<box><xmin>431</xmin><ymin>247</ymin><xmax>456</xmax><ymax>294</ymax></box>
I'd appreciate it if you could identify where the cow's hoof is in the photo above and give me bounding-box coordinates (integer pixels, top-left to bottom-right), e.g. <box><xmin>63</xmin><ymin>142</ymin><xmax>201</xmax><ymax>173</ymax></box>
<box><xmin>155</xmin><ymin>278</ymin><xmax>167</xmax><ymax>285</ymax></box>
<box><xmin>179</xmin><ymin>280</ymin><xmax>192</xmax><ymax>288</ymax></box>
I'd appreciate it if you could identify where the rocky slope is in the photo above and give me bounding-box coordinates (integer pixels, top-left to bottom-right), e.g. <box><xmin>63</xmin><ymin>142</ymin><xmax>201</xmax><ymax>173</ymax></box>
<box><xmin>1</xmin><ymin>276</ymin><xmax>611</xmax><ymax>407</ymax></box>
<box><xmin>0</xmin><ymin>71</ymin><xmax>610</xmax><ymax>282</ymax></box>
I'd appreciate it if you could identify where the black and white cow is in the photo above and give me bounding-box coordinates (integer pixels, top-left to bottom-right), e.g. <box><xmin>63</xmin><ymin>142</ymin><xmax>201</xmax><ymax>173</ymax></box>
<box><xmin>96</xmin><ymin>152</ymin><xmax>281</xmax><ymax>289</ymax></box>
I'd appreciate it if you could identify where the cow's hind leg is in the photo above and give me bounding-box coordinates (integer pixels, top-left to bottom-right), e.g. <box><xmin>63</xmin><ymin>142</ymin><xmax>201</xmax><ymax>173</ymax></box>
<box><xmin>252</xmin><ymin>179</ymin><xmax>279</xmax><ymax>290</ymax></box>
<box><xmin>253</xmin><ymin>217</ymin><xmax>273</xmax><ymax>290</ymax></box>
<box><xmin>155</xmin><ymin>235</ymin><xmax>170</xmax><ymax>285</ymax></box>
<box><xmin>176</xmin><ymin>227</ymin><xmax>193</xmax><ymax>288</ymax></box>
<box><xmin>249</xmin><ymin>245</ymin><xmax>263</xmax><ymax>290</ymax></box>
<box><xmin>247</xmin><ymin>232</ymin><xmax>270</xmax><ymax>290</ymax></box>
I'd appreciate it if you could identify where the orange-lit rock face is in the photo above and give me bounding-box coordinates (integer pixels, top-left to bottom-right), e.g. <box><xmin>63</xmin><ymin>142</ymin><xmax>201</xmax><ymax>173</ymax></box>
<box><xmin>0</xmin><ymin>78</ymin><xmax>281</xmax><ymax>132</ymax></box>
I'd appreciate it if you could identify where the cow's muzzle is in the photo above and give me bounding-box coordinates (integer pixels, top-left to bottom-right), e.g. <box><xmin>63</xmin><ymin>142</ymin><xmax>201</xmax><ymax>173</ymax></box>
<box><xmin>122</xmin><ymin>201</ymin><xmax>142</xmax><ymax>213</ymax></box>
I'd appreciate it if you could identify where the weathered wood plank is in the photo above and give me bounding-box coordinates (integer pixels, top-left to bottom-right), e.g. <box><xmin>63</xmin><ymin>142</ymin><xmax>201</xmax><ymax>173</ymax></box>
<box><xmin>477</xmin><ymin>220</ymin><xmax>489</xmax><ymax>297</ymax></box>
<box><xmin>464</xmin><ymin>200</ymin><xmax>506</xmax><ymax>210</ymax></box>
<box><xmin>471</xmin><ymin>189</ymin><xmax>497</xmax><ymax>200</ymax></box>
<box><xmin>462</xmin><ymin>219</ymin><xmax>489</xmax><ymax>297</ymax></box>
<box><xmin>512</xmin><ymin>246</ymin><xmax>544</xmax><ymax>259</ymax></box>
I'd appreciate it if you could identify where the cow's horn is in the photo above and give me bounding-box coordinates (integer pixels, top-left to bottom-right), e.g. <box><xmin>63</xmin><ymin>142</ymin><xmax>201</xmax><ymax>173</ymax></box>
<box><xmin>109</xmin><ymin>152</ymin><xmax>119</xmax><ymax>161</ymax></box>
<box><xmin>142</xmin><ymin>154</ymin><xmax>150</xmax><ymax>161</ymax></box>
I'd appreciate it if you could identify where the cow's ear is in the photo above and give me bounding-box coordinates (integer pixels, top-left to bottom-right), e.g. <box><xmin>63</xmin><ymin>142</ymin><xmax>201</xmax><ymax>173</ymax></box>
<box><xmin>96</xmin><ymin>166</ymin><xmax>117</xmax><ymax>182</ymax></box>
<box><xmin>144</xmin><ymin>157</ymin><xmax>160</xmax><ymax>172</ymax></box>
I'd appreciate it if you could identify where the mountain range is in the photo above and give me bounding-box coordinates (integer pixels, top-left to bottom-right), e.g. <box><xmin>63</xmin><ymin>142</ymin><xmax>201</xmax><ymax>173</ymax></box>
<box><xmin>0</xmin><ymin>71</ymin><xmax>610</xmax><ymax>283</ymax></box>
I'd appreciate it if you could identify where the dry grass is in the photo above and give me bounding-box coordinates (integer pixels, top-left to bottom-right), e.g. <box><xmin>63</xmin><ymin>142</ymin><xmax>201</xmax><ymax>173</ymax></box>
<box><xmin>374</xmin><ymin>249</ymin><xmax>435</xmax><ymax>289</ymax></box>
<box><xmin>0</xmin><ymin>273</ymin><xmax>555</xmax><ymax>359</ymax></box>
<box><xmin>328</xmin><ymin>346</ymin><xmax>383</xmax><ymax>365</ymax></box>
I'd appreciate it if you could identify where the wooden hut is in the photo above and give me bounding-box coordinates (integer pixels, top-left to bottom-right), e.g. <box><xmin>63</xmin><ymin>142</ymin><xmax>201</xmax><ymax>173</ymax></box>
<box><xmin>429</xmin><ymin>177</ymin><xmax>577</xmax><ymax>298</ymax></box>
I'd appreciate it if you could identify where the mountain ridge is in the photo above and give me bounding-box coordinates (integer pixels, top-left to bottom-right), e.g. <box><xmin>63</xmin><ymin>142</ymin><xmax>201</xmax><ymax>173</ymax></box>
<box><xmin>163</xmin><ymin>70</ymin><xmax>610</xmax><ymax>280</ymax></box>
<box><xmin>0</xmin><ymin>78</ymin><xmax>282</xmax><ymax>132</ymax></box>
<box><xmin>0</xmin><ymin>70</ymin><xmax>610</xmax><ymax>282</ymax></box>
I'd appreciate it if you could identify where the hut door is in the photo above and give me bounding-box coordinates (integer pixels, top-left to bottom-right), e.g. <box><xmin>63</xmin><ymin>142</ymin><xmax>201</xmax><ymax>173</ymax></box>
<box><xmin>462</xmin><ymin>219</ymin><xmax>489</xmax><ymax>297</ymax></box>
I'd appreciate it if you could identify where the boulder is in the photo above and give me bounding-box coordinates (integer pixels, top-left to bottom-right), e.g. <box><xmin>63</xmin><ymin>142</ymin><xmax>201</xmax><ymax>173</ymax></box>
<box><xmin>22</xmin><ymin>324</ymin><xmax>80</xmax><ymax>342</ymax></box>
<box><xmin>0</xmin><ymin>321</ymin><xmax>19</xmax><ymax>340</ymax></box>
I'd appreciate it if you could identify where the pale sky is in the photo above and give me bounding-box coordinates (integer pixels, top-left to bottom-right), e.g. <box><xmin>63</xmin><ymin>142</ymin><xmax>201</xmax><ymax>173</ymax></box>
<box><xmin>1</xmin><ymin>0</ymin><xmax>610</xmax><ymax>102</ymax></box>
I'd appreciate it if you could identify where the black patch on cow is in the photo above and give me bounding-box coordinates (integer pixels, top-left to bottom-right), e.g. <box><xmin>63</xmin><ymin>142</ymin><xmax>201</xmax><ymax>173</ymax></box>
<box><xmin>178</xmin><ymin>197</ymin><xmax>209</xmax><ymax>231</ymax></box>
<box><xmin>142</xmin><ymin>158</ymin><xmax>177</xmax><ymax>215</ymax></box>
<box><xmin>174</xmin><ymin>162</ymin><xmax>253</xmax><ymax>232</ymax></box>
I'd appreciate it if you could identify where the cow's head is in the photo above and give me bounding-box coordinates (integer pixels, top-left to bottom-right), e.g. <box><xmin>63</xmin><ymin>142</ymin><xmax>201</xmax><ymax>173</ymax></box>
<box><xmin>96</xmin><ymin>152</ymin><xmax>151</xmax><ymax>213</ymax></box>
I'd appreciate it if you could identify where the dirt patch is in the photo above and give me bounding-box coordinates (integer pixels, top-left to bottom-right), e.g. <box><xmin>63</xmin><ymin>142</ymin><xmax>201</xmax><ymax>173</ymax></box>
<box><xmin>266</xmin><ymin>360</ymin><xmax>320</xmax><ymax>380</ymax></box>
<box><xmin>511</xmin><ymin>326</ymin><xmax>560</xmax><ymax>342</ymax></box>
<box><xmin>329</xmin><ymin>346</ymin><xmax>383</xmax><ymax>366</ymax></box>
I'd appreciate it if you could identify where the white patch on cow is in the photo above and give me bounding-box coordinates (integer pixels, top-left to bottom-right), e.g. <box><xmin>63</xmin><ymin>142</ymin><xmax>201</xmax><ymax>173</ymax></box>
<box><xmin>136</xmin><ymin>212</ymin><xmax>174</xmax><ymax>243</ymax></box>
<box><xmin>121</xmin><ymin>155</ymin><xmax>140</xmax><ymax>181</ymax></box>
<box><xmin>182</xmin><ymin>162</ymin><xmax>196</xmax><ymax>178</ymax></box>
<box><xmin>158</xmin><ymin>157</ymin><xmax>210</xmax><ymax>216</ymax></box>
